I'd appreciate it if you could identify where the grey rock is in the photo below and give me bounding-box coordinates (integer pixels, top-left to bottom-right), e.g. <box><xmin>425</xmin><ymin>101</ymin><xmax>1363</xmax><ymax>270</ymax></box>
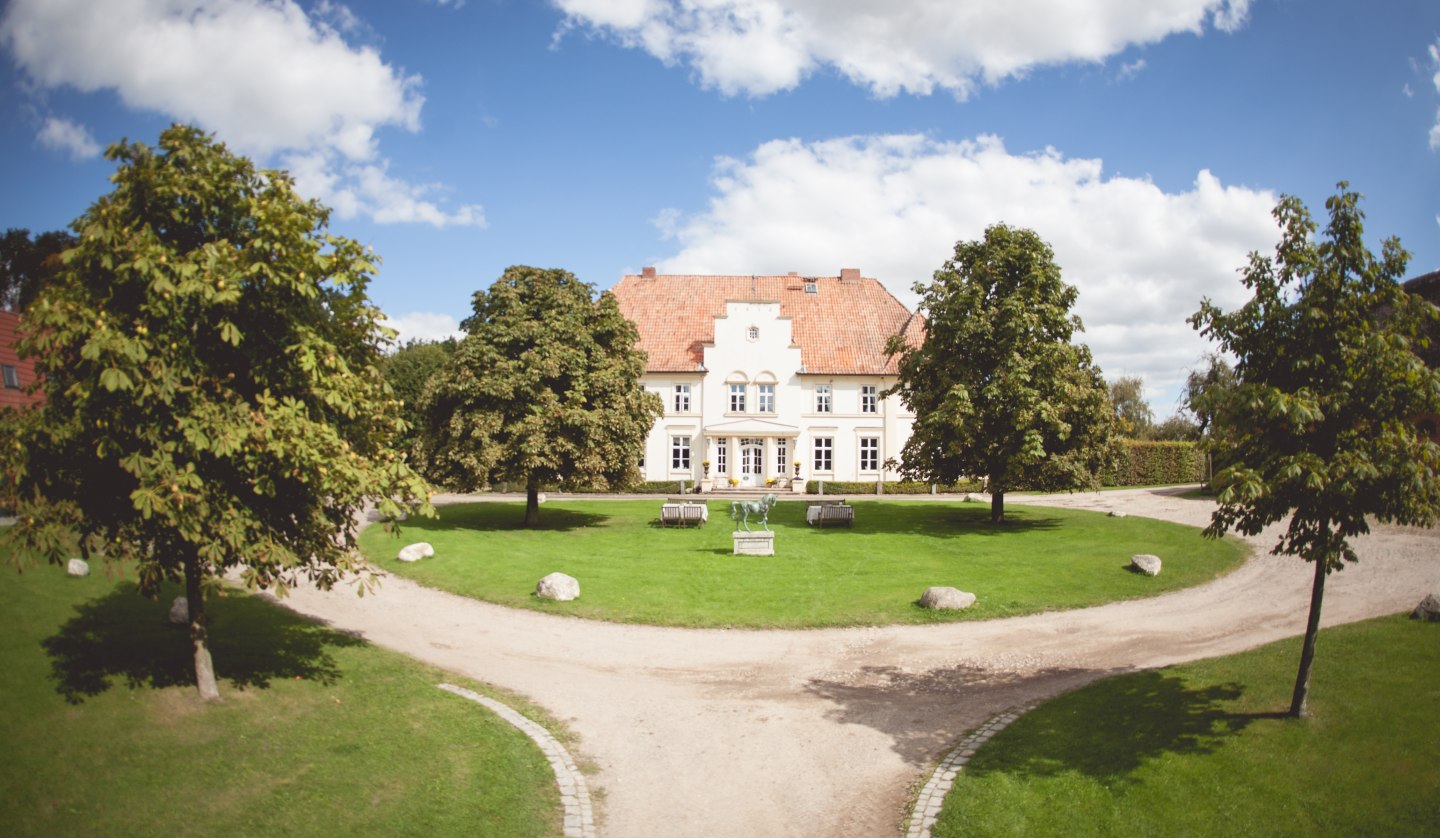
<box><xmin>1131</xmin><ymin>554</ymin><xmax>1162</xmax><ymax>576</ymax></box>
<box><xmin>168</xmin><ymin>596</ymin><xmax>189</xmax><ymax>625</ymax></box>
<box><xmin>1412</xmin><ymin>593</ymin><xmax>1440</xmax><ymax>622</ymax></box>
<box><xmin>397</xmin><ymin>542</ymin><xmax>434</xmax><ymax>563</ymax></box>
<box><xmin>919</xmin><ymin>586</ymin><xmax>976</xmax><ymax>610</ymax></box>
<box><xmin>536</xmin><ymin>572</ymin><xmax>580</xmax><ymax>602</ymax></box>
<box><xmin>1108</xmin><ymin>510</ymin><xmax>1128</xmax><ymax>518</ymax></box>
<box><xmin>66</xmin><ymin>558</ymin><xmax>89</xmax><ymax>577</ymax></box>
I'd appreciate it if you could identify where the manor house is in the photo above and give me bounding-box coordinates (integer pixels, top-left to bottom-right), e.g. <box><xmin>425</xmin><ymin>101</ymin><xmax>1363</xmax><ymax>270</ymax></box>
<box><xmin>612</xmin><ymin>268</ymin><xmax>925</xmax><ymax>489</ymax></box>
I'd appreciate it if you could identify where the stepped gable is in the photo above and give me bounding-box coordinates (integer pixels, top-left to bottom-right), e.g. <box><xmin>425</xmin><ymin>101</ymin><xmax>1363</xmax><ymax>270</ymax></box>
<box><xmin>611</xmin><ymin>268</ymin><xmax>925</xmax><ymax>375</ymax></box>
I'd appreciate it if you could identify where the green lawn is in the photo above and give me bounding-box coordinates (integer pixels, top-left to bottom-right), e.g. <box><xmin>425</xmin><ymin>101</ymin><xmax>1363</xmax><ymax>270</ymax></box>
<box><xmin>0</xmin><ymin>559</ymin><xmax>563</xmax><ymax>837</ymax></box>
<box><xmin>933</xmin><ymin>613</ymin><xmax>1440</xmax><ymax>836</ymax></box>
<box><xmin>362</xmin><ymin>499</ymin><xmax>1245</xmax><ymax>628</ymax></box>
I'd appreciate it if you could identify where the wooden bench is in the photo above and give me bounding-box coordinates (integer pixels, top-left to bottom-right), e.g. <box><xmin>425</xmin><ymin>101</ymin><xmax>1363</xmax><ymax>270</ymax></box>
<box><xmin>660</xmin><ymin>502</ymin><xmax>709</xmax><ymax>526</ymax></box>
<box><xmin>806</xmin><ymin>502</ymin><xmax>854</xmax><ymax>527</ymax></box>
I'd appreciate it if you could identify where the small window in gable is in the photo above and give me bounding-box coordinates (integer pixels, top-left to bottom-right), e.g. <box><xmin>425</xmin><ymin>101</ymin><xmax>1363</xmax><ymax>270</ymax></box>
<box><xmin>747</xmin><ymin>325</ymin><xmax>760</xmax><ymax>341</ymax></box>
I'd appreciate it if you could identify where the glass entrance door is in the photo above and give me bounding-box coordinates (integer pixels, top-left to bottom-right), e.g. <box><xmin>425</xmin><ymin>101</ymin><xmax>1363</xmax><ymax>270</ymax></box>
<box><xmin>740</xmin><ymin>438</ymin><xmax>763</xmax><ymax>487</ymax></box>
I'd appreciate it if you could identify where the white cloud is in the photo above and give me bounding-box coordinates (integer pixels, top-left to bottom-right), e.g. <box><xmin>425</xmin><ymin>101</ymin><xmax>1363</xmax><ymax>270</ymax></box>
<box><xmin>36</xmin><ymin>116</ymin><xmax>102</xmax><ymax>159</ymax></box>
<box><xmin>380</xmin><ymin>311</ymin><xmax>465</xmax><ymax>346</ymax></box>
<box><xmin>654</xmin><ymin>133</ymin><xmax>1279</xmax><ymax>411</ymax></box>
<box><xmin>0</xmin><ymin>0</ymin><xmax>482</xmax><ymax>228</ymax></box>
<box><xmin>553</xmin><ymin>0</ymin><xmax>1250</xmax><ymax>98</ymax></box>
<box><xmin>1429</xmin><ymin>39</ymin><xmax>1440</xmax><ymax>150</ymax></box>
<box><xmin>1118</xmin><ymin>59</ymin><xmax>1147</xmax><ymax>81</ymax></box>
<box><xmin>284</xmin><ymin>151</ymin><xmax>486</xmax><ymax>228</ymax></box>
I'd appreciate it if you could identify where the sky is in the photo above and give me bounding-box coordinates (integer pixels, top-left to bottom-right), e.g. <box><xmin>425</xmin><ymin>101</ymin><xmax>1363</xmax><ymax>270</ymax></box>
<box><xmin>1</xmin><ymin>0</ymin><xmax>1438</xmax><ymax>418</ymax></box>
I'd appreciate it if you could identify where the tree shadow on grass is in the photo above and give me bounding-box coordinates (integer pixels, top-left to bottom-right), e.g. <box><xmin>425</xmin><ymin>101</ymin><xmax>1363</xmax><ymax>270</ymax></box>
<box><xmin>964</xmin><ymin>670</ymin><xmax>1263</xmax><ymax>785</ymax></box>
<box><xmin>43</xmin><ymin>582</ymin><xmax>364</xmax><ymax>704</ymax></box>
<box><xmin>403</xmin><ymin>503</ymin><xmax>610</xmax><ymax>533</ymax></box>
<box><xmin>766</xmin><ymin>502</ymin><xmax>1065</xmax><ymax>538</ymax></box>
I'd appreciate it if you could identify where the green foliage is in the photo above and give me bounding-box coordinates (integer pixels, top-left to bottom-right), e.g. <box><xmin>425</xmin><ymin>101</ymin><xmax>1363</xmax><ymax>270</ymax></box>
<box><xmin>415</xmin><ymin>265</ymin><xmax>663</xmax><ymax>525</ymax></box>
<box><xmin>1190</xmin><ymin>183</ymin><xmax>1440</xmax><ymax>715</ymax></box>
<box><xmin>1182</xmin><ymin>352</ymin><xmax>1238</xmax><ymax>438</ymax></box>
<box><xmin>933</xmin><ymin>615</ymin><xmax>1440</xmax><ymax>836</ymax></box>
<box><xmin>1191</xmin><ymin>185</ymin><xmax>1440</xmax><ymax>566</ymax></box>
<box><xmin>810</xmin><ymin>479</ymin><xmax>983</xmax><ymax>494</ymax></box>
<box><xmin>364</xmin><ymin>500</ymin><xmax>1243</xmax><ymax>628</ymax></box>
<box><xmin>382</xmin><ymin>338</ymin><xmax>456</xmax><ymax>452</ymax></box>
<box><xmin>1149</xmin><ymin>413</ymin><xmax>1201</xmax><ymax>442</ymax></box>
<box><xmin>1102</xmin><ymin>440</ymin><xmax>1207</xmax><ymax>486</ymax></box>
<box><xmin>0</xmin><ymin>126</ymin><xmax>431</xmax><ymax>694</ymax></box>
<box><xmin>1108</xmin><ymin>375</ymin><xmax>1153</xmax><ymax>438</ymax></box>
<box><xmin>0</xmin><ymin>227</ymin><xmax>76</xmax><ymax>311</ymax></box>
<box><xmin>888</xmin><ymin>224</ymin><xmax>1117</xmax><ymax>521</ymax></box>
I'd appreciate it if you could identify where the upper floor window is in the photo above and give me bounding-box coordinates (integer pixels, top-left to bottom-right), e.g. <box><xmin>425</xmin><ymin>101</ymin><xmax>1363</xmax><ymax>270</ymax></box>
<box><xmin>747</xmin><ymin>325</ymin><xmax>760</xmax><ymax>341</ymax></box>
<box><xmin>861</xmin><ymin>385</ymin><xmax>878</xmax><ymax>414</ymax></box>
<box><xmin>815</xmin><ymin>384</ymin><xmax>831</xmax><ymax>414</ymax></box>
<box><xmin>673</xmin><ymin>384</ymin><xmax>691</xmax><ymax>413</ymax></box>
<box><xmin>757</xmin><ymin>383</ymin><xmax>775</xmax><ymax>413</ymax></box>
<box><xmin>729</xmin><ymin>383</ymin><xmax>747</xmax><ymax>412</ymax></box>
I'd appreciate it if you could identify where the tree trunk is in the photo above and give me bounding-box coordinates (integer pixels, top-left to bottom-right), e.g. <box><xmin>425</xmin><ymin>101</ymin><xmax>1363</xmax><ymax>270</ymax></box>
<box><xmin>185</xmin><ymin>555</ymin><xmax>221</xmax><ymax>702</ymax></box>
<box><xmin>524</xmin><ymin>478</ymin><xmax>540</xmax><ymax>528</ymax></box>
<box><xmin>1289</xmin><ymin>551</ymin><xmax>1330</xmax><ymax>718</ymax></box>
<box><xmin>990</xmin><ymin>490</ymin><xmax>1005</xmax><ymax>524</ymax></box>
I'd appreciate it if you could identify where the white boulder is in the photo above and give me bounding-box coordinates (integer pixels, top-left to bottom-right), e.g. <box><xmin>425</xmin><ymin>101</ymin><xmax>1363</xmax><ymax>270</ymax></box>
<box><xmin>1131</xmin><ymin>554</ymin><xmax>1162</xmax><ymax>576</ymax></box>
<box><xmin>535</xmin><ymin>572</ymin><xmax>580</xmax><ymax>602</ymax></box>
<box><xmin>66</xmin><ymin>558</ymin><xmax>89</xmax><ymax>577</ymax></box>
<box><xmin>397</xmin><ymin>542</ymin><xmax>434</xmax><ymax>563</ymax></box>
<box><xmin>919</xmin><ymin>586</ymin><xmax>976</xmax><ymax>610</ymax></box>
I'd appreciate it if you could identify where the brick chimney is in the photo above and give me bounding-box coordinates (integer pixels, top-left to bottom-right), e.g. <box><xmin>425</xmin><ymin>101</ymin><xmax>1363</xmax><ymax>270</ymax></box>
<box><xmin>641</xmin><ymin>266</ymin><xmax>657</xmax><ymax>279</ymax></box>
<box><xmin>839</xmin><ymin>268</ymin><xmax>861</xmax><ymax>282</ymax></box>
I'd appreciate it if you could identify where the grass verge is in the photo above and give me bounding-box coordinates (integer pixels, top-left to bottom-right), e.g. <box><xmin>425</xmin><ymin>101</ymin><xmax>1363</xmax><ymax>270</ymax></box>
<box><xmin>933</xmin><ymin>613</ymin><xmax>1440</xmax><ymax>836</ymax></box>
<box><xmin>0</xmin><ymin>558</ymin><xmax>562</xmax><ymax>837</ymax></box>
<box><xmin>362</xmin><ymin>499</ymin><xmax>1244</xmax><ymax>628</ymax></box>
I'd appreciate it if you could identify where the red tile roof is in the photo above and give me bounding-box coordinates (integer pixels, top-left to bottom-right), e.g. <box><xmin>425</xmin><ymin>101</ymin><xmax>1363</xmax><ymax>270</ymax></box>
<box><xmin>611</xmin><ymin>270</ymin><xmax>925</xmax><ymax>375</ymax></box>
<box><xmin>0</xmin><ymin>310</ymin><xmax>44</xmax><ymax>409</ymax></box>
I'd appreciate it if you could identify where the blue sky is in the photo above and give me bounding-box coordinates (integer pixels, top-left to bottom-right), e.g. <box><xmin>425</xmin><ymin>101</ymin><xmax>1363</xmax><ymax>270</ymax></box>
<box><xmin>2</xmin><ymin>0</ymin><xmax>1438</xmax><ymax>416</ymax></box>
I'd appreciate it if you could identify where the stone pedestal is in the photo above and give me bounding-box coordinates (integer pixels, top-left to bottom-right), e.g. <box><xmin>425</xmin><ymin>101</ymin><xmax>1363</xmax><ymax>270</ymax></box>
<box><xmin>732</xmin><ymin>530</ymin><xmax>775</xmax><ymax>556</ymax></box>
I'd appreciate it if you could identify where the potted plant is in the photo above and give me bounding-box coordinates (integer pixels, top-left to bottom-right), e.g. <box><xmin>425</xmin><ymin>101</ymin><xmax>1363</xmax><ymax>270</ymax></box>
<box><xmin>729</xmin><ymin>477</ymin><xmax>739</xmax><ymax>487</ymax></box>
<box><xmin>701</xmin><ymin>459</ymin><xmax>711</xmax><ymax>477</ymax></box>
<box><xmin>793</xmin><ymin>460</ymin><xmax>801</xmax><ymax>477</ymax></box>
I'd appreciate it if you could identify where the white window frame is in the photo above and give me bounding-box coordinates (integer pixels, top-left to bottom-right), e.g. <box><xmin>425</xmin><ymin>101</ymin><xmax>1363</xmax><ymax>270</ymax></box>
<box><xmin>671</xmin><ymin>435</ymin><xmax>691</xmax><ymax>470</ymax></box>
<box><xmin>716</xmin><ymin>438</ymin><xmax>728</xmax><ymax>475</ymax></box>
<box><xmin>776</xmin><ymin>438</ymin><xmax>788</xmax><ymax>473</ymax></box>
<box><xmin>673</xmin><ymin>384</ymin><xmax>691</xmax><ymax>413</ymax></box>
<box><xmin>861</xmin><ymin>385</ymin><xmax>878</xmax><ymax>414</ymax></box>
<box><xmin>815</xmin><ymin>384</ymin><xmax>831</xmax><ymax>414</ymax></box>
<box><xmin>757</xmin><ymin>383</ymin><xmax>775</xmax><ymax>413</ymax></box>
<box><xmin>729</xmin><ymin>383</ymin><xmax>747</xmax><ymax>413</ymax></box>
<box><xmin>813</xmin><ymin>436</ymin><xmax>833</xmax><ymax>472</ymax></box>
<box><xmin>859</xmin><ymin>437</ymin><xmax>880</xmax><ymax>472</ymax></box>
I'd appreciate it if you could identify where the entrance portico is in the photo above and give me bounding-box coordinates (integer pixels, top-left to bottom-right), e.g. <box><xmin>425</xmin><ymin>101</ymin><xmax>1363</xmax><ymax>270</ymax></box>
<box><xmin>703</xmin><ymin>418</ymin><xmax>799</xmax><ymax>488</ymax></box>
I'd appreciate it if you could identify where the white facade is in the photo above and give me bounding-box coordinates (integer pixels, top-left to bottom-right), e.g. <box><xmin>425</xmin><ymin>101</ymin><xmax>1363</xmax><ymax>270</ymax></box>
<box><xmin>636</xmin><ymin>300</ymin><xmax>915</xmax><ymax>488</ymax></box>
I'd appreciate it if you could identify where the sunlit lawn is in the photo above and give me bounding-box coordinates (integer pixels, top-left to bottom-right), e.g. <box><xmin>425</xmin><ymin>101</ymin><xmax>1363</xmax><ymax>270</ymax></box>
<box><xmin>0</xmin><ymin>556</ymin><xmax>563</xmax><ymax>837</ymax></box>
<box><xmin>362</xmin><ymin>499</ymin><xmax>1245</xmax><ymax>628</ymax></box>
<box><xmin>933</xmin><ymin>613</ymin><xmax>1440</xmax><ymax>836</ymax></box>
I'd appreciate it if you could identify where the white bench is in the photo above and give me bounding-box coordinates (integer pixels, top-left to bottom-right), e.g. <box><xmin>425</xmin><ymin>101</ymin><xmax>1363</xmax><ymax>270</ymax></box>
<box><xmin>660</xmin><ymin>502</ymin><xmax>709</xmax><ymax>526</ymax></box>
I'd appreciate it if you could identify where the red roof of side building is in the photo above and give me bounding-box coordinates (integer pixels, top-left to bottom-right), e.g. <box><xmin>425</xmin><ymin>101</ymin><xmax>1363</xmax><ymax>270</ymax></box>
<box><xmin>611</xmin><ymin>268</ymin><xmax>925</xmax><ymax>375</ymax></box>
<box><xmin>0</xmin><ymin>310</ymin><xmax>44</xmax><ymax>409</ymax></box>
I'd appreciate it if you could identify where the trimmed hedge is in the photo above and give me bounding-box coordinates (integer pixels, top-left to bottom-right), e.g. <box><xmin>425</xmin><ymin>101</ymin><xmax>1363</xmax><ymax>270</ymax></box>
<box><xmin>808</xmin><ymin>479</ymin><xmax>983</xmax><ymax>495</ymax></box>
<box><xmin>1103</xmin><ymin>440</ymin><xmax>1207</xmax><ymax>486</ymax></box>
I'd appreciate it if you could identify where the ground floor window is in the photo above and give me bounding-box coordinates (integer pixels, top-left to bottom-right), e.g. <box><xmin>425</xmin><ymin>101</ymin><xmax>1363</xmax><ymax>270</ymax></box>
<box><xmin>813</xmin><ymin>437</ymin><xmax>833</xmax><ymax>472</ymax></box>
<box><xmin>671</xmin><ymin>435</ymin><xmax>691</xmax><ymax>470</ymax></box>
<box><xmin>716</xmin><ymin>438</ymin><xmax>727</xmax><ymax>474</ymax></box>
<box><xmin>776</xmin><ymin>439</ymin><xmax>788</xmax><ymax>473</ymax></box>
<box><xmin>859</xmin><ymin>437</ymin><xmax>879</xmax><ymax>472</ymax></box>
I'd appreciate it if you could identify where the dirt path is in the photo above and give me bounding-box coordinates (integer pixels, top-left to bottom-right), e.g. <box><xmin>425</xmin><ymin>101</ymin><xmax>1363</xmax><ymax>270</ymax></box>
<box><xmin>274</xmin><ymin>488</ymin><xmax>1440</xmax><ymax>837</ymax></box>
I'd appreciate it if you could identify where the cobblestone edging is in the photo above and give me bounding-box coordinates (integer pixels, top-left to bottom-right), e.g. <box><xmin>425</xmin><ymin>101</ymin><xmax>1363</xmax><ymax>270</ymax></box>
<box><xmin>904</xmin><ymin>704</ymin><xmax>1035</xmax><ymax>838</ymax></box>
<box><xmin>438</xmin><ymin>683</ymin><xmax>597</xmax><ymax>838</ymax></box>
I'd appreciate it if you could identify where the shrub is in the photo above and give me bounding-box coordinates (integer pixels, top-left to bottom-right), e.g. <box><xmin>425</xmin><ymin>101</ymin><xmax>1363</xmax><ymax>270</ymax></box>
<box><xmin>807</xmin><ymin>479</ymin><xmax>983</xmax><ymax>495</ymax></box>
<box><xmin>1103</xmin><ymin>440</ymin><xmax>1207</xmax><ymax>486</ymax></box>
